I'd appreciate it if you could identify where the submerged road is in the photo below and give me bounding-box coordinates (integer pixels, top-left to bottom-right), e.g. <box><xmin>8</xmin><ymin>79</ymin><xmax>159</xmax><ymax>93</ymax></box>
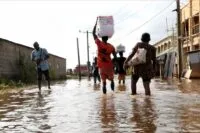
<box><xmin>0</xmin><ymin>77</ymin><xmax>200</xmax><ymax>133</ymax></box>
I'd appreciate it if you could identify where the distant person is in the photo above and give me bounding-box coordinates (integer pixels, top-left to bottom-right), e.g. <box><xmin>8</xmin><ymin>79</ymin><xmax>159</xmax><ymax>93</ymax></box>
<box><xmin>92</xmin><ymin>18</ymin><xmax>117</xmax><ymax>94</ymax></box>
<box><xmin>92</xmin><ymin>57</ymin><xmax>101</xmax><ymax>84</ymax></box>
<box><xmin>124</xmin><ymin>33</ymin><xmax>156</xmax><ymax>95</ymax></box>
<box><xmin>31</xmin><ymin>42</ymin><xmax>51</xmax><ymax>91</ymax></box>
<box><xmin>116</xmin><ymin>52</ymin><xmax>126</xmax><ymax>85</ymax></box>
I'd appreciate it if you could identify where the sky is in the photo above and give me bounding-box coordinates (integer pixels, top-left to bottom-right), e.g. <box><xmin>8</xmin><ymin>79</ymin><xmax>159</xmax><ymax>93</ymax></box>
<box><xmin>0</xmin><ymin>0</ymin><xmax>188</xmax><ymax>69</ymax></box>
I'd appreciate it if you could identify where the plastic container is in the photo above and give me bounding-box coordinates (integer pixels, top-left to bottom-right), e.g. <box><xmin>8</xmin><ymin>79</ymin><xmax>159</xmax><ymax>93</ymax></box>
<box><xmin>96</xmin><ymin>16</ymin><xmax>114</xmax><ymax>38</ymax></box>
<box><xmin>116</xmin><ymin>44</ymin><xmax>125</xmax><ymax>53</ymax></box>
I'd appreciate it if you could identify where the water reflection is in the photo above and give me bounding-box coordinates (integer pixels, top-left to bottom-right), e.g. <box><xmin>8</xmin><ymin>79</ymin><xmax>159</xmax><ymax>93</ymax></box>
<box><xmin>0</xmin><ymin>89</ymin><xmax>52</xmax><ymax>132</ymax></box>
<box><xmin>117</xmin><ymin>84</ymin><xmax>126</xmax><ymax>91</ymax></box>
<box><xmin>30</xmin><ymin>90</ymin><xmax>52</xmax><ymax>131</ymax></box>
<box><xmin>93</xmin><ymin>83</ymin><xmax>101</xmax><ymax>91</ymax></box>
<box><xmin>178</xmin><ymin>79</ymin><xmax>200</xmax><ymax>94</ymax></box>
<box><xmin>1</xmin><ymin>78</ymin><xmax>200</xmax><ymax>132</ymax></box>
<box><xmin>178</xmin><ymin>104</ymin><xmax>200</xmax><ymax>132</ymax></box>
<box><xmin>131</xmin><ymin>97</ymin><xmax>157</xmax><ymax>133</ymax></box>
<box><xmin>100</xmin><ymin>95</ymin><xmax>117</xmax><ymax>132</ymax></box>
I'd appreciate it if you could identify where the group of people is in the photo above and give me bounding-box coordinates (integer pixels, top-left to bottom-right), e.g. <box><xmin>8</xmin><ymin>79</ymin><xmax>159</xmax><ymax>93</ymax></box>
<box><xmin>92</xmin><ymin>19</ymin><xmax>156</xmax><ymax>95</ymax></box>
<box><xmin>30</xmin><ymin>19</ymin><xmax>156</xmax><ymax>96</ymax></box>
<box><xmin>92</xmin><ymin>51</ymin><xmax>126</xmax><ymax>85</ymax></box>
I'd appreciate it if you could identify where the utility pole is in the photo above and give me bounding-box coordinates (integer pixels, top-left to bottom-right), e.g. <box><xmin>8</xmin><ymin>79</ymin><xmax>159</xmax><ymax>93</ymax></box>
<box><xmin>199</xmin><ymin>0</ymin><xmax>200</xmax><ymax>49</ymax></box>
<box><xmin>189</xmin><ymin>0</ymin><xmax>193</xmax><ymax>51</ymax></box>
<box><xmin>79</xmin><ymin>30</ymin><xmax>92</xmax><ymax>79</ymax></box>
<box><xmin>76</xmin><ymin>38</ymin><xmax>81</xmax><ymax>80</ymax></box>
<box><xmin>171</xmin><ymin>26</ymin><xmax>175</xmax><ymax>47</ymax></box>
<box><xmin>86</xmin><ymin>30</ymin><xmax>90</xmax><ymax>79</ymax></box>
<box><xmin>176</xmin><ymin>0</ymin><xmax>183</xmax><ymax>79</ymax></box>
<box><xmin>166</xmin><ymin>17</ymin><xmax>169</xmax><ymax>36</ymax></box>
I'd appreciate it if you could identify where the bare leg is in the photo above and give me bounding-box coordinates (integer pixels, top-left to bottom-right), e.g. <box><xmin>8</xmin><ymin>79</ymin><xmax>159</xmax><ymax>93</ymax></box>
<box><xmin>143</xmin><ymin>82</ymin><xmax>151</xmax><ymax>96</ymax></box>
<box><xmin>123</xmin><ymin>79</ymin><xmax>125</xmax><ymax>84</ymax></box>
<box><xmin>103</xmin><ymin>81</ymin><xmax>106</xmax><ymax>94</ymax></box>
<box><xmin>94</xmin><ymin>76</ymin><xmax>97</xmax><ymax>84</ymax></box>
<box><xmin>38</xmin><ymin>80</ymin><xmax>41</xmax><ymax>91</ymax></box>
<box><xmin>48</xmin><ymin>80</ymin><xmax>51</xmax><ymax>89</ymax></box>
<box><xmin>111</xmin><ymin>80</ymin><xmax>114</xmax><ymax>91</ymax></box>
<box><xmin>131</xmin><ymin>76</ymin><xmax>137</xmax><ymax>95</ymax></box>
<box><xmin>98</xmin><ymin>74</ymin><xmax>101</xmax><ymax>83</ymax></box>
<box><xmin>118</xmin><ymin>79</ymin><xmax>121</xmax><ymax>84</ymax></box>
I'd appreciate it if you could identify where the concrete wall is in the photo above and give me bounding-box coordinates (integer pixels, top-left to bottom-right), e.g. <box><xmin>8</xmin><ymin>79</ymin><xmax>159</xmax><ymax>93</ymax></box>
<box><xmin>181</xmin><ymin>0</ymin><xmax>200</xmax><ymax>52</ymax></box>
<box><xmin>0</xmin><ymin>38</ymin><xmax>66</xmax><ymax>80</ymax></box>
<box><xmin>154</xmin><ymin>36</ymin><xmax>177</xmax><ymax>56</ymax></box>
<box><xmin>181</xmin><ymin>0</ymin><xmax>200</xmax><ymax>22</ymax></box>
<box><xmin>187</xmin><ymin>50</ymin><xmax>200</xmax><ymax>78</ymax></box>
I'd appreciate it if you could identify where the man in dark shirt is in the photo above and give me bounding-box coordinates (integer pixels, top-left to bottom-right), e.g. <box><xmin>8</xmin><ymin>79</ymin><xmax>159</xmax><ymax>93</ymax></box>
<box><xmin>124</xmin><ymin>33</ymin><xmax>156</xmax><ymax>96</ymax></box>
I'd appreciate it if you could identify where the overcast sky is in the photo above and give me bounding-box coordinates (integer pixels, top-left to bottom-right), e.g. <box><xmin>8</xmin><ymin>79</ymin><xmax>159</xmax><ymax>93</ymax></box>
<box><xmin>0</xmin><ymin>0</ymin><xmax>188</xmax><ymax>69</ymax></box>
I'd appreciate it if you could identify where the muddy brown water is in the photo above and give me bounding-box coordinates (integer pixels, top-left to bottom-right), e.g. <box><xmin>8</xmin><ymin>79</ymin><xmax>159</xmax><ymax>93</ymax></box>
<box><xmin>0</xmin><ymin>77</ymin><xmax>200</xmax><ymax>133</ymax></box>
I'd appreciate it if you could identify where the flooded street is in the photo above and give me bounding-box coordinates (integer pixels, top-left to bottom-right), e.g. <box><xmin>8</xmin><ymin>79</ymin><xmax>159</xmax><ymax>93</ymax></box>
<box><xmin>0</xmin><ymin>77</ymin><xmax>200</xmax><ymax>133</ymax></box>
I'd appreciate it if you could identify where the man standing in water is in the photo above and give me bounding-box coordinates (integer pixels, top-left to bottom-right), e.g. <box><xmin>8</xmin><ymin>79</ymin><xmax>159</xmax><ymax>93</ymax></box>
<box><xmin>31</xmin><ymin>42</ymin><xmax>51</xmax><ymax>91</ymax></box>
<box><xmin>124</xmin><ymin>33</ymin><xmax>156</xmax><ymax>96</ymax></box>
<box><xmin>92</xmin><ymin>18</ymin><xmax>117</xmax><ymax>94</ymax></box>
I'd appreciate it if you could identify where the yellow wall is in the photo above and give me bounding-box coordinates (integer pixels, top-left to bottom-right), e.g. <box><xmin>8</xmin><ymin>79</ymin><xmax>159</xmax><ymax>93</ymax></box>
<box><xmin>181</xmin><ymin>0</ymin><xmax>200</xmax><ymax>22</ymax></box>
<box><xmin>192</xmin><ymin>0</ymin><xmax>200</xmax><ymax>15</ymax></box>
<box><xmin>181</xmin><ymin>3</ymin><xmax>190</xmax><ymax>21</ymax></box>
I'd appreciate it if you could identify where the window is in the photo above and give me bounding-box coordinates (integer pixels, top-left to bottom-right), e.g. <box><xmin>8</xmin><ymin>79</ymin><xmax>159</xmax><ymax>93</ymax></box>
<box><xmin>182</xmin><ymin>19</ymin><xmax>189</xmax><ymax>37</ymax></box>
<box><xmin>194</xmin><ymin>45</ymin><xmax>199</xmax><ymax>50</ymax></box>
<box><xmin>164</xmin><ymin>43</ymin><xmax>167</xmax><ymax>50</ymax></box>
<box><xmin>192</xmin><ymin>14</ymin><xmax>199</xmax><ymax>34</ymax></box>
<box><xmin>158</xmin><ymin>47</ymin><xmax>161</xmax><ymax>53</ymax></box>
<box><xmin>168</xmin><ymin>41</ymin><xmax>171</xmax><ymax>48</ymax></box>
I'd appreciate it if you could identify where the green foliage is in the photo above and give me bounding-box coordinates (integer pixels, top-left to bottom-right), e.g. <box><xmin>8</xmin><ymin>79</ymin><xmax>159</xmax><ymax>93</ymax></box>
<box><xmin>0</xmin><ymin>53</ymin><xmax>36</xmax><ymax>89</ymax></box>
<box><xmin>0</xmin><ymin>78</ymin><xmax>24</xmax><ymax>89</ymax></box>
<box><xmin>17</xmin><ymin>53</ymin><xmax>37</xmax><ymax>83</ymax></box>
<box><xmin>0</xmin><ymin>78</ymin><xmax>9</xmax><ymax>85</ymax></box>
<box><xmin>49</xmin><ymin>68</ymin><xmax>56</xmax><ymax>80</ymax></box>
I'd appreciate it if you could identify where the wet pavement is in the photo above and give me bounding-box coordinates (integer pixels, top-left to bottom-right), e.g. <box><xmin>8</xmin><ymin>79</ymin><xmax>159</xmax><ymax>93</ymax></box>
<box><xmin>0</xmin><ymin>77</ymin><xmax>200</xmax><ymax>133</ymax></box>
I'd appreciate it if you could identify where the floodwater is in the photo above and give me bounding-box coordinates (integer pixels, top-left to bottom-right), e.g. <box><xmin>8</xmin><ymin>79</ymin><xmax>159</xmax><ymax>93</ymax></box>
<box><xmin>0</xmin><ymin>77</ymin><xmax>200</xmax><ymax>133</ymax></box>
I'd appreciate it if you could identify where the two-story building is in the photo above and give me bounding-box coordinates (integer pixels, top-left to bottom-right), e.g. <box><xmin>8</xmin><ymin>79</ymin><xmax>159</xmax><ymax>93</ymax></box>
<box><xmin>154</xmin><ymin>36</ymin><xmax>178</xmax><ymax>79</ymax></box>
<box><xmin>181</xmin><ymin>0</ymin><xmax>200</xmax><ymax>78</ymax></box>
<box><xmin>181</xmin><ymin>0</ymin><xmax>200</xmax><ymax>52</ymax></box>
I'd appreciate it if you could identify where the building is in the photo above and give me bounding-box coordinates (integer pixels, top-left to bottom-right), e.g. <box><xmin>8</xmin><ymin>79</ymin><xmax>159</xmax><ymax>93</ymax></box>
<box><xmin>74</xmin><ymin>64</ymin><xmax>89</xmax><ymax>76</ymax></box>
<box><xmin>154</xmin><ymin>36</ymin><xmax>178</xmax><ymax>78</ymax></box>
<box><xmin>180</xmin><ymin>0</ymin><xmax>200</xmax><ymax>78</ymax></box>
<box><xmin>66</xmin><ymin>69</ymin><xmax>73</xmax><ymax>75</ymax></box>
<box><xmin>0</xmin><ymin>38</ymin><xmax>66</xmax><ymax>81</ymax></box>
<box><xmin>181</xmin><ymin>0</ymin><xmax>200</xmax><ymax>52</ymax></box>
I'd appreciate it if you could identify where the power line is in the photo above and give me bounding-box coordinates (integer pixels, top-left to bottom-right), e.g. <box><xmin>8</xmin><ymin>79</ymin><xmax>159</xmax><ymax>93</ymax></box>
<box><xmin>126</xmin><ymin>1</ymin><xmax>175</xmax><ymax>36</ymax></box>
<box><xmin>112</xmin><ymin>1</ymin><xmax>175</xmax><ymax>44</ymax></box>
<box><xmin>112</xmin><ymin>3</ymin><xmax>129</xmax><ymax>17</ymax></box>
<box><xmin>115</xmin><ymin>2</ymin><xmax>151</xmax><ymax>26</ymax></box>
